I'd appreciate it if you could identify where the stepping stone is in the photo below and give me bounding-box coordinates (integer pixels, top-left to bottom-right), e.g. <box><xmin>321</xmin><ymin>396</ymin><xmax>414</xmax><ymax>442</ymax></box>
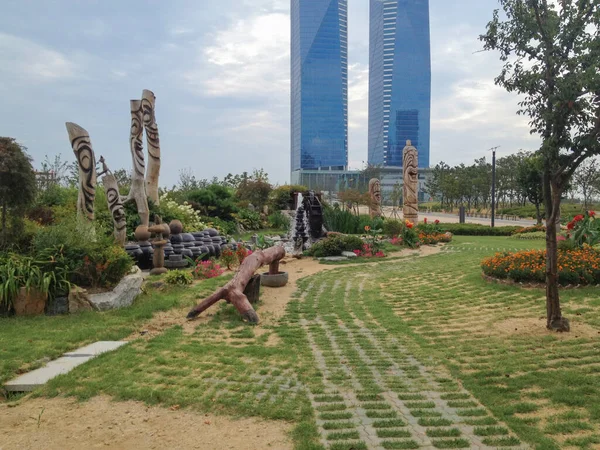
<box><xmin>4</xmin><ymin>341</ymin><xmax>127</xmax><ymax>392</ymax></box>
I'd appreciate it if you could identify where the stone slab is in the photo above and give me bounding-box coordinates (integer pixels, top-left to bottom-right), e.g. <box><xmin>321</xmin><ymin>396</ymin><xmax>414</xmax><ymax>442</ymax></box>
<box><xmin>63</xmin><ymin>341</ymin><xmax>128</xmax><ymax>357</ymax></box>
<box><xmin>88</xmin><ymin>271</ymin><xmax>143</xmax><ymax>311</ymax></box>
<box><xmin>4</xmin><ymin>341</ymin><xmax>127</xmax><ymax>392</ymax></box>
<box><xmin>341</xmin><ymin>251</ymin><xmax>358</xmax><ymax>258</ymax></box>
<box><xmin>319</xmin><ymin>256</ymin><xmax>348</xmax><ymax>262</ymax></box>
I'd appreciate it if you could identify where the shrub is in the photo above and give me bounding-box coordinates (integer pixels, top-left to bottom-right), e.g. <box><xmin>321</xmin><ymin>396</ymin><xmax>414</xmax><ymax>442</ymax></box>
<box><xmin>219</xmin><ymin>247</ymin><xmax>238</xmax><ymax>270</ymax></box>
<box><xmin>201</xmin><ymin>216</ymin><xmax>237</xmax><ymax>235</ymax></box>
<box><xmin>568</xmin><ymin>211</ymin><xmax>599</xmax><ymax>247</ymax></box>
<box><xmin>323</xmin><ymin>206</ymin><xmax>360</xmax><ymax>234</ymax></box>
<box><xmin>193</xmin><ymin>259</ymin><xmax>224</xmax><ymax>279</ymax></box>
<box><xmin>418</xmin><ymin>232</ymin><xmax>452</xmax><ymax>245</ymax></box>
<box><xmin>268</xmin><ymin>211</ymin><xmax>290</xmax><ymax>230</ymax></box>
<box><xmin>187</xmin><ymin>185</ymin><xmax>238</xmax><ymax>220</ymax></box>
<box><xmin>235</xmin><ymin>245</ymin><xmax>253</xmax><ymax>264</ymax></box>
<box><xmin>509</xmin><ymin>231</ymin><xmax>546</xmax><ymax>240</ymax></box>
<box><xmin>438</xmin><ymin>223</ymin><xmax>520</xmax><ymax>236</ymax></box>
<box><xmin>307</xmin><ymin>234</ymin><xmax>364</xmax><ymax>257</ymax></box>
<box><xmin>0</xmin><ymin>253</ymin><xmax>66</xmax><ymax>309</ymax></box>
<box><xmin>401</xmin><ymin>220</ymin><xmax>420</xmax><ymax>249</ymax></box>
<box><xmin>481</xmin><ymin>247</ymin><xmax>600</xmax><ymax>286</ymax></box>
<box><xmin>269</xmin><ymin>185</ymin><xmax>308</xmax><ymax>210</ymax></box>
<box><xmin>164</xmin><ymin>270</ymin><xmax>193</xmax><ymax>286</ymax></box>
<box><xmin>77</xmin><ymin>245</ymin><xmax>134</xmax><ymax>288</ymax></box>
<box><xmin>383</xmin><ymin>219</ymin><xmax>403</xmax><ymax>238</ymax></box>
<box><xmin>513</xmin><ymin>225</ymin><xmax>546</xmax><ymax>234</ymax></box>
<box><xmin>157</xmin><ymin>193</ymin><xmax>206</xmax><ymax>232</ymax></box>
<box><xmin>234</xmin><ymin>208</ymin><xmax>263</xmax><ymax>231</ymax></box>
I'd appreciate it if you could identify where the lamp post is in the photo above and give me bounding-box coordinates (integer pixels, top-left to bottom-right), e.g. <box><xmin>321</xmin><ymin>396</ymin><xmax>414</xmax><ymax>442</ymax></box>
<box><xmin>490</xmin><ymin>146</ymin><xmax>500</xmax><ymax>228</ymax></box>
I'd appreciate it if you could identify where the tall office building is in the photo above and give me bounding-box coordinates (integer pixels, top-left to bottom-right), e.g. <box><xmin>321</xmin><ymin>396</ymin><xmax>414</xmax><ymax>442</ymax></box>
<box><xmin>368</xmin><ymin>0</ymin><xmax>431</xmax><ymax>168</ymax></box>
<box><xmin>291</xmin><ymin>0</ymin><xmax>348</xmax><ymax>174</ymax></box>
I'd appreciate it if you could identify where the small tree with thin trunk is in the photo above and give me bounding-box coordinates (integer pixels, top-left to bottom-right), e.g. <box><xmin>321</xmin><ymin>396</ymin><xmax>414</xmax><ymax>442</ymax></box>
<box><xmin>517</xmin><ymin>153</ymin><xmax>545</xmax><ymax>224</ymax></box>
<box><xmin>573</xmin><ymin>159</ymin><xmax>600</xmax><ymax>208</ymax></box>
<box><xmin>0</xmin><ymin>138</ymin><xmax>37</xmax><ymax>248</ymax></box>
<box><xmin>482</xmin><ymin>0</ymin><xmax>600</xmax><ymax>331</ymax></box>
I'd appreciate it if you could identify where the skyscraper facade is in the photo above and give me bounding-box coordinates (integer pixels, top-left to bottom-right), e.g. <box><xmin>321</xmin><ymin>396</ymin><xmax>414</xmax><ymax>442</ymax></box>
<box><xmin>368</xmin><ymin>0</ymin><xmax>431</xmax><ymax>168</ymax></box>
<box><xmin>291</xmin><ymin>0</ymin><xmax>348</xmax><ymax>173</ymax></box>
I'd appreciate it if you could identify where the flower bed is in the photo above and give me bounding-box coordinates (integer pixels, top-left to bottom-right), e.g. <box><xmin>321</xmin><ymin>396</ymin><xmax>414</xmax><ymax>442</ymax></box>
<box><xmin>481</xmin><ymin>247</ymin><xmax>600</xmax><ymax>286</ymax></box>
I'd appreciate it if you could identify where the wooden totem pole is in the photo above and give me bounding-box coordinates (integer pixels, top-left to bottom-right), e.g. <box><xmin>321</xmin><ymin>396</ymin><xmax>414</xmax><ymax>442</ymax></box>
<box><xmin>403</xmin><ymin>140</ymin><xmax>419</xmax><ymax>224</ymax></box>
<box><xmin>141</xmin><ymin>89</ymin><xmax>161</xmax><ymax>206</ymax></box>
<box><xmin>65</xmin><ymin>122</ymin><xmax>97</xmax><ymax>221</ymax></box>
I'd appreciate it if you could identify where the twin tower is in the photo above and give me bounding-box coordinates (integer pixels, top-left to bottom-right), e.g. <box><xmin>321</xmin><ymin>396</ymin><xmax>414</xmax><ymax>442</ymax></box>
<box><xmin>291</xmin><ymin>0</ymin><xmax>431</xmax><ymax>176</ymax></box>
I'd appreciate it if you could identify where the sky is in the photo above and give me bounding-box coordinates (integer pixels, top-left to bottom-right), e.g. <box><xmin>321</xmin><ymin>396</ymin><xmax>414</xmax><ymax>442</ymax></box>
<box><xmin>0</xmin><ymin>0</ymin><xmax>541</xmax><ymax>187</ymax></box>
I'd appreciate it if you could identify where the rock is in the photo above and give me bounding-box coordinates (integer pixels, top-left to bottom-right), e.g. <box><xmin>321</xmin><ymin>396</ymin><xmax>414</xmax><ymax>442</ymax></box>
<box><xmin>169</xmin><ymin>220</ymin><xmax>184</xmax><ymax>235</ymax></box>
<box><xmin>13</xmin><ymin>288</ymin><xmax>48</xmax><ymax>316</ymax></box>
<box><xmin>88</xmin><ymin>271</ymin><xmax>144</xmax><ymax>311</ymax></box>
<box><xmin>46</xmin><ymin>296</ymin><xmax>69</xmax><ymax>316</ymax></box>
<box><xmin>341</xmin><ymin>251</ymin><xmax>358</xmax><ymax>259</ymax></box>
<box><xmin>68</xmin><ymin>286</ymin><xmax>98</xmax><ymax>313</ymax></box>
<box><xmin>134</xmin><ymin>225</ymin><xmax>151</xmax><ymax>241</ymax></box>
<box><xmin>319</xmin><ymin>256</ymin><xmax>348</xmax><ymax>262</ymax></box>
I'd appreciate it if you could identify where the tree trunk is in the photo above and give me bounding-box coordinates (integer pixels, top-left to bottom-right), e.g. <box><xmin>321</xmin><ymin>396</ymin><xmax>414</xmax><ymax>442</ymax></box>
<box><xmin>187</xmin><ymin>246</ymin><xmax>286</xmax><ymax>324</ymax></box>
<box><xmin>142</xmin><ymin>90</ymin><xmax>161</xmax><ymax>206</ymax></box>
<box><xmin>545</xmin><ymin>176</ymin><xmax>570</xmax><ymax>332</ymax></box>
<box><xmin>126</xmin><ymin>100</ymin><xmax>150</xmax><ymax>227</ymax></box>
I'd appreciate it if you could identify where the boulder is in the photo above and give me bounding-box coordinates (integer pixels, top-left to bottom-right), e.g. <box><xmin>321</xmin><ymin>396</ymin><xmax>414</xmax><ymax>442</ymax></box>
<box><xmin>13</xmin><ymin>288</ymin><xmax>47</xmax><ymax>316</ymax></box>
<box><xmin>68</xmin><ymin>286</ymin><xmax>98</xmax><ymax>313</ymax></box>
<box><xmin>88</xmin><ymin>269</ymin><xmax>144</xmax><ymax>311</ymax></box>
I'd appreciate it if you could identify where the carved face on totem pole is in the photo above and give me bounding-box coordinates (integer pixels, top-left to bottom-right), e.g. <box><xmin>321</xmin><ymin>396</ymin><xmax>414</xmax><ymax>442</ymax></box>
<box><xmin>403</xmin><ymin>140</ymin><xmax>419</xmax><ymax>221</ymax></box>
<box><xmin>369</xmin><ymin>178</ymin><xmax>382</xmax><ymax>218</ymax></box>
<box><xmin>106</xmin><ymin>186</ymin><xmax>126</xmax><ymax>234</ymax></box>
<box><xmin>66</xmin><ymin>123</ymin><xmax>97</xmax><ymax>221</ymax></box>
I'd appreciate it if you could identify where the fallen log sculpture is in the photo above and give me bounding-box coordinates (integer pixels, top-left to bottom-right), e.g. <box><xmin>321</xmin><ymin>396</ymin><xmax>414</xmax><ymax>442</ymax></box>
<box><xmin>186</xmin><ymin>245</ymin><xmax>286</xmax><ymax>324</ymax></box>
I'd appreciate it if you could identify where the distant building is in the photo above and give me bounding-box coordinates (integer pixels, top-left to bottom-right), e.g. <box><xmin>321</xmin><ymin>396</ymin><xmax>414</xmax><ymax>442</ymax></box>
<box><xmin>368</xmin><ymin>0</ymin><xmax>431</xmax><ymax>169</ymax></box>
<box><xmin>291</xmin><ymin>0</ymin><xmax>348</xmax><ymax>178</ymax></box>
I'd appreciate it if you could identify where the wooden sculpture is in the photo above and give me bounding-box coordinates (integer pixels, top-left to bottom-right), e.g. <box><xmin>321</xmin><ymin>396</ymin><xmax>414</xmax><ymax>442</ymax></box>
<box><xmin>98</xmin><ymin>156</ymin><xmax>127</xmax><ymax>245</ymax></box>
<box><xmin>126</xmin><ymin>100</ymin><xmax>150</xmax><ymax>226</ymax></box>
<box><xmin>142</xmin><ymin>89</ymin><xmax>161</xmax><ymax>206</ymax></box>
<box><xmin>186</xmin><ymin>246</ymin><xmax>285</xmax><ymax>324</ymax></box>
<box><xmin>403</xmin><ymin>140</ymin><xmax>419</xmax><ymax>224</ymax></box>
<box><xmin>65</xmin><ymin>122</ymin><xmax>97</xmax><ymax>221</ymax></box>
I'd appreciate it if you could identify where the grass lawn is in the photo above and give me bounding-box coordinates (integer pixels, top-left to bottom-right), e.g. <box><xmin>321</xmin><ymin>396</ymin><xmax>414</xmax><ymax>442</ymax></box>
<box><xmin>2</xmin><ymin>235</ymin><xmax>600</xmax><ymax>449</ymax></box>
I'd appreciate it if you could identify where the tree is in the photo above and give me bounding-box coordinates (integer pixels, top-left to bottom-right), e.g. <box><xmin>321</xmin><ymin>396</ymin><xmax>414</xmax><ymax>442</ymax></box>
<box><xmin>573</xmin><ymin>159</ymin><xmax>600</xmax><ymax>208</ymax></box>
<box><xmin>0</xmin><ymin>138</ymin><xmax>37</xmax><ymax>247</ymax></box>
<box><xmin>517</xmin><ymin>153</ymin><xmax>545</xmax><ymax>224</ymax></box>
<box><xmin>482</xmin><ymin>0</ymin><xmax>600</xmax><ymax>331</ymax></box>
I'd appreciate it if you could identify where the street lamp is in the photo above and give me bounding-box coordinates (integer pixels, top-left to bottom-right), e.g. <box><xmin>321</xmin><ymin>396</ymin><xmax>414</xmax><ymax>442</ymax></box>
<box><xmin>490</xmin><ymin>146</ymin><xmax>500</xmax><ymax>228</ymax></box>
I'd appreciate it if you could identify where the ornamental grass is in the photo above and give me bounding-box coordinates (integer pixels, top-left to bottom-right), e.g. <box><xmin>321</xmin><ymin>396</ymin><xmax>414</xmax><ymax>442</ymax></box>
<box><xmin>481</xmin><ymin>247</ymin><xmax>600</xmax><ymax>286</ymax></box>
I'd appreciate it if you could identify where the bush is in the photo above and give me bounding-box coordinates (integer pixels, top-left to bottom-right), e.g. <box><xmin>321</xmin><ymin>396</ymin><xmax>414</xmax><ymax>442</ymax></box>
<box><xmin>269</xmin><ymin>185</ymin><xmax>308</xmax><ymax>210</ymax></box>
<box><xmin>268</xmin><ymin>211</ymin><xmax>290</xmax><ymax>230</ymax></box>
<box><xmin>438</xmin><ymin>223</ymin><xmax>521</xmax><ymax>236</ymax></box>
<box><xmin>418</xmin><ymin>232</ymin><xmax>452</xmax><ymax>245</ymax></box>
<box><xmin>33</xmin><ymin>220</ymin><xmax>133</xmax><ymax>289</ymax></box>
<box><xmin>481</xmin><ymin>247</ymin><xmax>600</xmax><ymax>285</ymax></box>
<box><xmin>157</xmin><ymin>194</ymin><xmax>206</xmax><ymax>232</ymax></box>
<box><xmin>193</xmin><ymin>259</ymin><xmax>224</xmax><ymax>279</ymax></box>
<box><xmin>234</xmin><ymin>208</ymin><xmax>263</xmax><ymax>231</ymax></box>
<box><xmin>383</xmin><ymin>219</ymin><xmax>403</xmax><ymax>238</ymax></box>
<box><xmin>201</xmin><ymin>216</ymin><xmax>237</xmax><ymax>235</ymax></box>
<box><xmin>513</xmin><ymin>225</ymin><xmax>546</xmax><ymax>234</ymax></box>
<box><xmin>307</xmin><ymin>234</ymin><xmax>364</xmax><ymax>257</ymax></box>
<box><xmin>509</xmin><ymin>231</ymin><xmax>546</xmax><ymax>240</ymax></box>
<box><xmin>219</xmin><ymin>247</ymin><xmax>238</xmax><ymax>270</ymax></box>
<box><xmin>187</xmin><ymin>185</ymin><xmax>238</xmax><ymax>220</ymax></box>
<box><xmin>164</xmin><ymin>270</ymin><xmax>193</xmax><ymax>286</ymax></box>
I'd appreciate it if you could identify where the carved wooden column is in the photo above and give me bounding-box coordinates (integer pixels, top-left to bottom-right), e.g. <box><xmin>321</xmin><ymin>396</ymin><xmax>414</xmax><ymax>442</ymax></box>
<box><xmin>126</xmin><ymin>100</ymin><xmax>150</xmax><ymax>227</ymax></box>
<box><xmin>403</xmin><ymin>140</ymin><xmax>419</xmax><ymax>224</ymax></box>
<box><xmin>369</xmin><ymin>178</ymin><xmax>382</xmax><ymax>219</ymax></box>
<box><xmin>98</xmin><ymin>156</ymin><xmax>127</xmax><ymax>245</ymax></box>
<box><xmin>65</xmin><ymin>122</ymin><xmax>97</xmax><ymax>221</ymax></box>
<box><xmin>142</xmin><ymin>89</ymin><xmax>161</xmax><ymax>206</ymax></box>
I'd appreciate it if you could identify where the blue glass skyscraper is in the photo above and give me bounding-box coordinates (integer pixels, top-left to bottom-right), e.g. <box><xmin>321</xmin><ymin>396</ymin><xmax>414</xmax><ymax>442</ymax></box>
<box><xmin>291</xmin><ymin>0</ymin><xmax>348</xmax><ymax>173</ymax></box>
<box><xmin>368</xmin><ymin>0</ymin><xmax>431</xmax><ymax>168</ymax></box>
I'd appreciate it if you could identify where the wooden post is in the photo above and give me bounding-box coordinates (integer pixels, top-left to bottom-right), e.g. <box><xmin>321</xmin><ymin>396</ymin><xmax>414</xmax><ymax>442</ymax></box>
<box><xmin>65</xmin><ymin>122</ymin><xmax>97</xmax><ymax>221</ymax></box>
<box><xmin>125</xmin><ymin>100</ymin><xmax>150</xmax><ymax>227</ymax></box>
<box><xmin>98</xmin><ymin>156</ymin><xmax>126</xmax><ymax>245</ymax></box>
<box><xmin>142</xmin><ymin>90</ymin><xmax>161</xmax><ymax>206</ymax></box>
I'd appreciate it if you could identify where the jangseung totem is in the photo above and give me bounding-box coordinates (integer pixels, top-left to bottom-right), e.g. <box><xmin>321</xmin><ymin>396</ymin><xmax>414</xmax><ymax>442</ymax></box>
<box><xmin>402</xmin><ymin>140</ymin><xmax>419</xmax><ymax>224</ymax></box>
<box><xmin>369</xmin><ymin>178</ymin><xmax>382</xmax><ymax>219</ymax></box>
<box><xmin>126</xmin><ymin>100</ymin><xmax>150</xmax><ymax>227</ymax></box>
<box><xmin>142</xmin><ymin>89</ymin><xmax>161</xmax><ymax>206</ymax></box>
<box><xmin>98</xmin><ymin>156</ymin><xmax>127</xmax><ymax>245</ymax></box>
<box><xmin>65</xmin><ymin>122</ymin><xmax>97</xmax><ymax>221</ymax></box>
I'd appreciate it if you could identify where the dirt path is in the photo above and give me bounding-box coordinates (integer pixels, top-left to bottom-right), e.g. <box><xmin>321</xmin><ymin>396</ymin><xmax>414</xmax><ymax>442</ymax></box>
<box><xmin>0</xmin><ymin>396</ymin><xmax>292</xmax><ymax>450</ymax></box>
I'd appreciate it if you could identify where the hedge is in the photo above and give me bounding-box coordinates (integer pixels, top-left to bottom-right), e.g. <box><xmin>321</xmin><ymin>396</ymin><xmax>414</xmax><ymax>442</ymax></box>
<box><xmin>437</xmin><ymin>223</ymin><xmax>521</xmax><ymax>236</ymax></box>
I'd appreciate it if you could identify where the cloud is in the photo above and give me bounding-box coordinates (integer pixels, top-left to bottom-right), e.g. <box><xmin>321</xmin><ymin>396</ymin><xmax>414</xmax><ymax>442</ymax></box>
<box><xmin>184</xmin><ymin>12</ymin><xmax>290</xmax><ymax>98</ymax></box>
<box><xmin>0</xmin><ymin>33</ymin><xmax>78</xmax><ymax>82</ymax></box>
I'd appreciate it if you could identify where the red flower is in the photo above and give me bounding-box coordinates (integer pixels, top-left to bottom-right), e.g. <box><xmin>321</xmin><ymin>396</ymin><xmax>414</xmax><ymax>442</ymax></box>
<box><xmin>406</xmin><ymin>222</ymin><xmax>414</xmax><ymax>229</ymax></box>
<box><xmin>424</xmin><ymin>218</ymin><xmax>428</xmax><ymax>224</ymax></box>
<box><xmin>589</xmin><ymin>211</ymin><xmax>596</xmax><ymax>217</ymax></box>
<box><xmin>434</xmin><ymin>219</ymin><xmax>440</xmax><ymax>225</ymax></box>
<box><xmin>567</xmin><ymin>221</ymin><xmax>575</xmax><ymax>230</ymax></box>
<box><xmin>574</xmin><ymin>214</ymin><xmax>584</xmax><ymax>222</ymax></box>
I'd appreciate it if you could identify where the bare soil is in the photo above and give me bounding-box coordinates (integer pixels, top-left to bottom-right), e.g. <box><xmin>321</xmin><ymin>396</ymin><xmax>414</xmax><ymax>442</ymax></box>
<box><xmin>0</xmin><ymin>396</ymin><xmax>292</xmax><ymax>450</ymax></box>
<box><xmin>493</xmin><ymin>317</ymin><xmax>600</xmax><ymax>340</ymax></box>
